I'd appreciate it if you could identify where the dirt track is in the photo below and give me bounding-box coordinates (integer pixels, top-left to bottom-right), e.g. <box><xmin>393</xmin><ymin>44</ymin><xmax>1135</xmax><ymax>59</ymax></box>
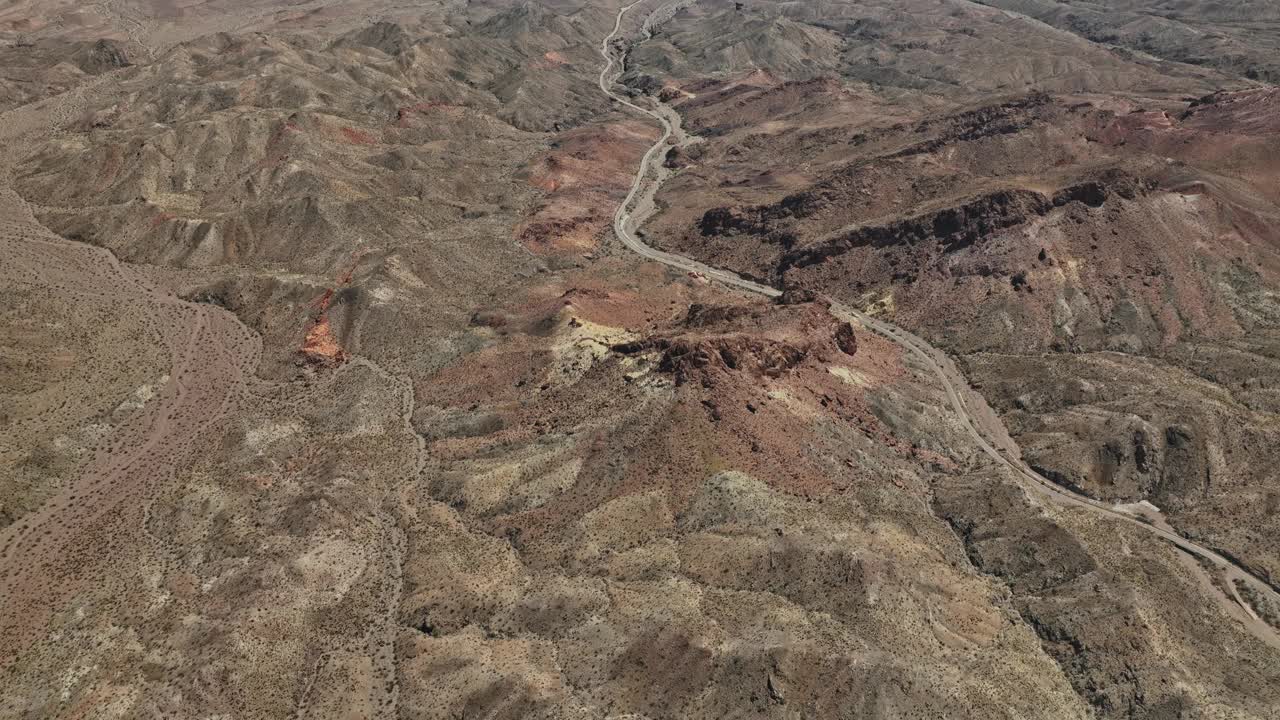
<box><xmin>0</xmin><ymin>76</ymin><xmax>263</xmax><ymax>670</ymax></box>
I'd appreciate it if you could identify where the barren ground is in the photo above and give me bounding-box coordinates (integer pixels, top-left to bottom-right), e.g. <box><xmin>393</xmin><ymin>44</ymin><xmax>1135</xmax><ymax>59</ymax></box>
<box><xmin>2</xmin><ymin>1</ymin><xmax>1279</xmax><ymax>718</ymax></box>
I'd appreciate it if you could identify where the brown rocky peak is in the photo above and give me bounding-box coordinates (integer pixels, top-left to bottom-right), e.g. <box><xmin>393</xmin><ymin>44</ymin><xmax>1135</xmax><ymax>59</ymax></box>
<box><xmin>615</xmin><ymin>298</ymin><xmax>856</xmax><ymax>385</ymax></box>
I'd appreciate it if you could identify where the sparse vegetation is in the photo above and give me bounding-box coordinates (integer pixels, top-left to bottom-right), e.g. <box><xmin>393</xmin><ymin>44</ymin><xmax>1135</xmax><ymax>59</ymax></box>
<box><xmin>2</xmin><ymin>0</ymin><xmax>1279</xmax><ymax>717</ymax></box>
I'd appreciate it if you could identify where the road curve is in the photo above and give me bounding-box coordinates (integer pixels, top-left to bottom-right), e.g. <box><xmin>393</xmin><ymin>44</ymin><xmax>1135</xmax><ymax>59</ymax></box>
<box><xmin>597</xmin><ymin>0</ymin><xmax>1280</xmax><ymax>648</ymax></box>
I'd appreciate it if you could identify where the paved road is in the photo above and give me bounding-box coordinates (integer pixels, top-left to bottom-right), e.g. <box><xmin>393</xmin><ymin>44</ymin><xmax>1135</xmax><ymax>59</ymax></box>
<box><xmin>598</xmin><ymin>0</ymin><xmax>1280</xmax><ymax>648</ymax></box>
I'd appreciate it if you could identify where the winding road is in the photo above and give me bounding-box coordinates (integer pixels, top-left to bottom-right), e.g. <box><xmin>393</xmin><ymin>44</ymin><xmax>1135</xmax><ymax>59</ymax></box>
<box><xmin>598</xmin><ymin>0</ymin><xmax>1280</xmax><ymax>649</ymax></box>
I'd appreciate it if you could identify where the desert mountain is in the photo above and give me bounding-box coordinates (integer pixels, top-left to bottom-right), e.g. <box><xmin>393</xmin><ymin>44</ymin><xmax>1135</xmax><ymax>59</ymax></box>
<box><xmin>2</xmin><ymin>0</ymin><xmax>1279</xmax><ymax>718</ymax></box>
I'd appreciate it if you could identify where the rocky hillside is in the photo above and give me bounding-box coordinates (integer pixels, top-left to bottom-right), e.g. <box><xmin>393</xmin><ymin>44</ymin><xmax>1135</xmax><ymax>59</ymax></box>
<box><xmin>1</xmin><ymin>0</ymin><xmax>1279</xmax><ymax>718</ymax></box>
